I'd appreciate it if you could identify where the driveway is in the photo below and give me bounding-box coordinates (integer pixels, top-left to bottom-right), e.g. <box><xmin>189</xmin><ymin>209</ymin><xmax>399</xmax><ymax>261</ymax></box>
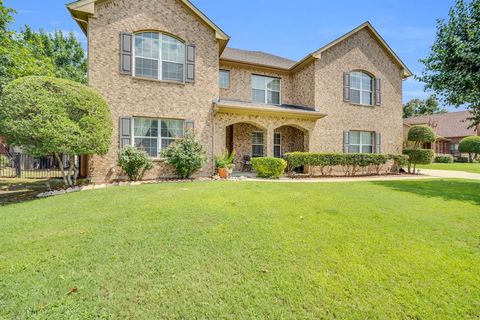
<box><xmin>419</xmin><ymin>169</ymin><xmax>480</xmax><ymax>180</ymax></box>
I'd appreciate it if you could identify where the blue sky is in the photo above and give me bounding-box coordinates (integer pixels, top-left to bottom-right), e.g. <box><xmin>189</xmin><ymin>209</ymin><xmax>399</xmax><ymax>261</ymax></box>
<box><xmin>4</xmin><ymin>0</ymin><xmax>459</xmax><ymax>110</ymax></box>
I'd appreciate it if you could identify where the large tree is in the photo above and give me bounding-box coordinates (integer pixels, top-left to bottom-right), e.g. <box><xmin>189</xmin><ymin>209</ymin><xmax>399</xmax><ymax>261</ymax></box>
<box><xmin>0</xmin><ymin>77</ymin><xmax>112</xmax><ymax>186</ymax></box>
<box><xmin>418</xmin><ymin>0</ymin><xmax>480</xmax><ymax>125</ymax></box>
<box><xmin>403</xmin><ymin>95</ymin><xmax>447</xmax><ymax>118</ymax></box>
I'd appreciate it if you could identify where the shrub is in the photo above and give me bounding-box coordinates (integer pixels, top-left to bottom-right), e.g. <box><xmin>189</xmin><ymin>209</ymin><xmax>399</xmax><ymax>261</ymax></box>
<box><xmin>403</xmin><ymin>148</ymin><xmax>434</xmax><ymax>173</ymax></box>
<box><xmin>407</xmin><ymin>125</ymin><xmax>436</xmax><ymax>147</ymax></box>
<box><xmin>459</xmin><ymin>136</ymin><xmax>480</xmax><ymax>162</ymax></box>
<box><xmin>160</xmin><ymin>133</ymin><xmax>206</xmax><ymax>179</ymax></box>
<box><xmin>252</xmin><ymin>157</ymin><xmax>287</xmax><ymax>178</ymax></box>
<box><xmin>0</xmin><ymin>154</ymin><xmax>10</xmax><ymax>168</ymax></box>
<box><xmin>455</xmin><ymin>156</ymin><xmax>469</xmax><ymax>163</ymax></box>
<box><xmin>117</xmin><ymin>146</ymin><xmax>154</xmax><ymax>181</ymax></box>
<box><xmin>215</xmin><ymin>150</ymin><xmax>235</xmax><ymax>169</ymax></box>
<box><xmin>388</xmin><ymin>154</ymin><xmax>409</xmax><ymax>173</ymax></box>
<box><xmin>434</xmin><ymin>154</ymin><xmax>453</xmax><ymax>163</ymax></box>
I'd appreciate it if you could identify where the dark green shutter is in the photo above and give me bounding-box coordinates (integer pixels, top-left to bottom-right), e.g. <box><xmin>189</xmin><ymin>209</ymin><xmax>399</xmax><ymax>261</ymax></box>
<box><xmin>375</xmin><ymin>78</ymin><xmax>382</xmax><ymax>106</ymax></box>
<box><xmin>343</xmin><ymin>72</ymin><xmax>350</xmax><ymax>102</ymax></box>
<box><xmin>120</xmin><ymin>32</ymin><xmax>133</xmax><ymax>75</ymax></box>
<box><xmin>119</xmin><ymin>117</ymin><xmax>132</xmax><ymax>148</ymax></box>
<box><xmin>186</xmin><ymin>45</ymin><xmax>195</xmax><ymax>82</ymax></box>
<box><xmin>343</xmin><ymin>130</ymin><xmax>350</xmax><ymax>153</ymax></box>
<box><xmin>375</xmin><ymin>132</ymin><xmax>381</xmax><ymax>153</ymax></box>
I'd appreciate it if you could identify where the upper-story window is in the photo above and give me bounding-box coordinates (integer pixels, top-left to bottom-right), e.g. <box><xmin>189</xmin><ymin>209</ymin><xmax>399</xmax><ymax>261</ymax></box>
<box><xmin>134</xmin><ymin>32</ymin><xmax>185</xmax><ymax>82</ymax></box>
<box><xmin>219</xmin><ymin>69</ymin><xmax>230</xmax><ymax>89</ymax></box>
<box><xmin>350</xmin><ymin>71</ymin><xmax>373</xmax><ymax>105</ymax></box>
<box><xmin>252</xmin><ymin>75</ymin><xmax>281</xmax><ymax>105</ymax></box>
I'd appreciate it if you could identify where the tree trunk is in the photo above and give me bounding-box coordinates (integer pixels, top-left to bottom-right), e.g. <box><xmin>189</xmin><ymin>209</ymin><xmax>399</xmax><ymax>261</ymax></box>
<box><xmin>54</xmin><ymin>153</ymin><xmax>69</xmax><ymax>186</ymax></box>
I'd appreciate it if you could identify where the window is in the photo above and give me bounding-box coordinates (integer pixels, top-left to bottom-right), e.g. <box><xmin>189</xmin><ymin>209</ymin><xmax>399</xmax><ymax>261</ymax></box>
<box><xmin>252</xmin><ymin>131</ymin><xmax>264</xmax><ymax>157</ymax></box>
<box><xmin>134</xmin><ymin>32</ymin><xmax>185</xmax><ymax>82</ymax></box>
<box><xmin>133</xmin><ymin>117</ymin><xmax>184</xmax><ymax>157</ymax></box>
<box><xmin>350</xmin><ymin>71</ymin><xmax>373</xmax><ymax>105</ymax></box>
<box><xmin>450</xmin><ymin>143</ymin><xmax>459</xmax><ymax>152</ymax></box>
<box><xmin>252</xmin><ymin>75</ymin><xmax>281</xmax><ymax>105</ymax></box>
<box><xmin>274</xmin><ymin>132</ymin><xmax>281</xmax><ymax>158</ymax></box>
<box><xmin>349</xmin><ymin>131</ymin><xmax>373</xmax><ymax>153</ymax></box>
<box><xmin>219</xmin><ymin>70</ymin><xmax>230</xmax><ymax>89</ymax></box>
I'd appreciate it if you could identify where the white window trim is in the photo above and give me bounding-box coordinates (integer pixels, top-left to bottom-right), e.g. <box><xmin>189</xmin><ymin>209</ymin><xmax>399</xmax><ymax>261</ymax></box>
<box><xmin>252</xmin><ymin>131</ymin><xmax>264</xmax><ymax>157</ymax></box>
<box><xmin>132</xmin><ymin>117</ymin><xmax>185</xmax><ymax>159</ymax></box>
<box><xmin>132</xmin><ymin>32</ymin><xmax>185</xmax><ymax>83</ymax></box>
<box><xmin>349</xmin><ymin>131</ymin><xmax>374</xmax><ymax>154</ymax></box>
<box><xmin>350</xmin><ymin>71</ymin><xmax>373</xmax><ymax>106</ymax></box>
<box><xmin>219</xmin><ymin>69</ymin><xmax>230</xmax><ymax>89</ymax></box>
<box><xmin>251</xmin><ymin>75</ymin><xmax>282</xmax><ymax>105</ymax></box>
<box><xmin>274</xmin><ymin>132</ymin><xmax>282</xmax><ymax>158</ymax></box>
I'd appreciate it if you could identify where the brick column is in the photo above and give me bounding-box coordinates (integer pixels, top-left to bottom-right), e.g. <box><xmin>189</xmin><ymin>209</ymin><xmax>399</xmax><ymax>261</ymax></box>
<box><xmin>265</xmin><ymin>126</ymin><xmax>274</xmax><ymax>157</ymax></box>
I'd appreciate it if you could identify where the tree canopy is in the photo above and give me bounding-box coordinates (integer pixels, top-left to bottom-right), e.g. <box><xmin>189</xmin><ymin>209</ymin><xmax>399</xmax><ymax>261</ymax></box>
<box><xmin>459</xmin><ymin>136</ymin><xmax>480</xmax><ymax>162</ymax></box>
<box><xmin>403</xmin><ymin>95</ymin><xmax>447</xmax><ymax>118</ymax></box>
<box><xmin>418</xmin><ymin>0</ymin><xmax>480</xmax><ymax>125</ymax></box>
<box><xmin>407</xmin><ymin>125</ymin><xmax>436</xmax><ymax>148</ymax></box>
<box><xmin>0</xmin><ymin>76</ymin><xmax>112</xmax><ymax>185</ymax></box>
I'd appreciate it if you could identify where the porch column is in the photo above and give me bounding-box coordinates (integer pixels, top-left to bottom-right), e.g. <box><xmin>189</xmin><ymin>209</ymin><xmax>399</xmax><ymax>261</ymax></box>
<box><xmin>266</xmin><ymin>125</ymin><xmax>274</xmax><ymax>157</ymax></box>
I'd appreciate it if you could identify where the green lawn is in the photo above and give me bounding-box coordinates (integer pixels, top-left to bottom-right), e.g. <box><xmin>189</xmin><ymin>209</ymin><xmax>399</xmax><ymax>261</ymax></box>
<box><xmin>417</xmin><ymin>162</ymin><xmax>480</xmax><ymax>174</ymax></box>
<box><xmin>1</xmin><ymin>180</ymin><xmax>479</xmax><ymax>319</ymax></box>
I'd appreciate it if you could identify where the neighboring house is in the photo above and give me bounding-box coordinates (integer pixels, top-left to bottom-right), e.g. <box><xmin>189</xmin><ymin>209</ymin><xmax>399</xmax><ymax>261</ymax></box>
<box><xmin>67</xmin><ymin>0</ymin><xmax>412</xmax><ymax>181</ymax></box>
<box><xmin>404</xmin><ymin>111</ymin><xmax>479</xmax><ymax>157</ymax></box>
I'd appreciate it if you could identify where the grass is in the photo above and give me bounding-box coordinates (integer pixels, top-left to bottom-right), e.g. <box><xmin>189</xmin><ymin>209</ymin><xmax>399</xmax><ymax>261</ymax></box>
<box><xmin>417</xmin><ymin>162</ymin><xmax>480</xmax><ymax>174</ymax></box>
<box><xmin>1</xmin><ymin>180</ymin><xmax>479</xmax><ymax>319</ymax></box>
<box><xmin>0</xmin><ymin>178</ymin><xmax>65</xmax><ymax>205</ymax></box>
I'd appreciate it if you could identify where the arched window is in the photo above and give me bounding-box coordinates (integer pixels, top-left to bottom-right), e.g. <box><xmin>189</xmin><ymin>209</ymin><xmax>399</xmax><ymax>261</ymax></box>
<box><xmin>350</xmin><ymin>71</ymin><xmax>373</xmax><ymax>105</ymax></box>
<box><xmin>133</xmin><ymin>32</ymin><xmax>185</xmax><ymax>82</ymax></box>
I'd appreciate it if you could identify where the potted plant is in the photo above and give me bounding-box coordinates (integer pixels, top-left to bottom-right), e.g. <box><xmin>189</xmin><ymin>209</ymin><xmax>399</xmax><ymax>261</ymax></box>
<box><xmin>215</xmin><ymin>150</ymin><xmax>235</xmax><ymax>179</ymax></box>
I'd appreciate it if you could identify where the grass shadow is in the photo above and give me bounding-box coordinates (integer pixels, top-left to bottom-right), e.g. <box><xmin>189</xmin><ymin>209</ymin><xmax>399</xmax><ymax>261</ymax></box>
<box><xmin>372</xmin><ymin>179</ymin><xmax>480</xmax><ymax>206</ymax></box>
<box><xmin>0</xmin><ymin>178</ymin><xmax>64</xmax><ymax>206</ymax></box>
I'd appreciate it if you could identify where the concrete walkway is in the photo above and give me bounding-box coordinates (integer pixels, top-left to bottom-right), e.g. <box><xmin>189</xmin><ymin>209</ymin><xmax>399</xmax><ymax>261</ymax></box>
<box><xmin>418</xmin><ymin>169</ymin><xmax>480</xmax><ymax>180</ymax></box>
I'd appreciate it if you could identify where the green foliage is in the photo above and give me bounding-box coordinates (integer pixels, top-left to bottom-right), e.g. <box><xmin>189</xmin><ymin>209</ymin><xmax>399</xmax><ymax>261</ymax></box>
<box><xmin>407</xmin><ymin>125</ymin><xmax>436</xmax><ymax>146</ymax></box>
<box><xmin>160</xmin><ymin>133</ymin><xmax>206</xmax><ymax>179</ymax></box>
<box><xmin>117</xmin><ymin>145</ymin><xmax>154</xmax><ymax>181</ymax></box>
<box><xmin>0</xmin><ymin>154</ymin><xmax>10</xmax><ymax>168</ymax></box>
<box><xmin>403</xmin><ymin>149</ymin><xmax>435</xmax><ymax>173</ymax></box>
<box><xmin>214</xmin><ymin>150</ymin><xmax>235</xmax><ymax>169</ymax></box>
<box><xmin>434</xmin><ymin>154</ymin><xmax>454</xmax><ymax>163</ymax></box>
<box><xmin>403</xmin><ymin>95</ymin><xmax>447</xmax><ymax>118</ymax></box>
<box><xmin>418</xmin><ymin>0</ymin><xmax>480</xmax><ymax>125</ymax></box>
<box><xmin>459</xmin><ymin>136</ymin><xmax>480</xmax><ymax>162</ymax></box>
<box><xmin>251</xmin><ymin>157</ymin><xmax>287</xmax><ymax>178</ymax></box>
<box><xmin>283</xmin><ymin>152</ymin><xmax>403</xmax><ymax>176</ymax></box>
<box><xmin>0</xmin><ymin>76</ymin><xmax>112</xmax><ymax>157</ymax></box>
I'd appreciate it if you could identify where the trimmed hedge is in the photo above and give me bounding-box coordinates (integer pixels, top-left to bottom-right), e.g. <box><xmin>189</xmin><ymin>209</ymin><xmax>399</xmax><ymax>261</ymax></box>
<box><xmin>252</xmin><ymin>157</ymin><xmax>287</xmax><ymax>179</ymax></box>
<box><xmin>434</xmin><ymin>154</ymin><xmax>453</xmax><ymax>163</ymax></box>
<box><xmin>407</xmin><ymin>125</ymin><xmax>436</xmax><ymax>145</ymax></box>
<box><xmin>283</xmin><ymin>152</ymin><xmax>407</xmax><ymax>176</ymax></box>
<box><xmin>403</xmin><ymin>148</ymin><xmax>434</xmax><ymax>173</ymax></box>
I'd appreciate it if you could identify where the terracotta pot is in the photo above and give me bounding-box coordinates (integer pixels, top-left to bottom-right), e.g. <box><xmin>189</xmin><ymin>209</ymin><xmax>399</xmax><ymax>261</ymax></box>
<box><xmin>218</xmin><ymin>167</ymin><xmax>229</xmax><ymax>179</ymax></box>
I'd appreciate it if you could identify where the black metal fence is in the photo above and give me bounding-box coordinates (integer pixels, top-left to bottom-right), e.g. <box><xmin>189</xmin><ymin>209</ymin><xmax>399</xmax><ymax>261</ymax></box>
<box><xmin>0</xmin><ymin>152</ymin><xmax>78</xmax><ymax>179</ymax></box>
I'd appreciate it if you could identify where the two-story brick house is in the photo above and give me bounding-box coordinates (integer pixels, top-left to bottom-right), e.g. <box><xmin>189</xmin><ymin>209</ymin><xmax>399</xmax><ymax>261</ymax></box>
<box><xmin>67</xmin><ymin>0</ymin><xmax>412</xmax><ymax>181</ymax></box>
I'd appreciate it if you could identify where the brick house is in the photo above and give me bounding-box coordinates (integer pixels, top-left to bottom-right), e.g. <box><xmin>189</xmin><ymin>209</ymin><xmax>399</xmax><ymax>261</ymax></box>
<box><xmin>67</xmin><ymin>0</ymin><xmax>412</xmax><ymax>181</ymax></box>
<box><xmin>404</xmin><ymin>111</ymin><xmax>480</xmax><ymax>157</ymax></box>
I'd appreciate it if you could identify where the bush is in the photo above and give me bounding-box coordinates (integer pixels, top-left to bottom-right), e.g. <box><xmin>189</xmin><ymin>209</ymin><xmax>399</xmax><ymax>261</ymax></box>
<box><xmin>117</xmin><ymin>146</ymin><xmax>154</xmax><ymax>181</ymax></box>
<box><xmin>215</xmin><ymin>150</ymin><xmax>235</xmax><ymax>169</ymax></box>
<box><xmin>403</xmin><ymin>148</ymin><xmax>434</xmax><ymax>173</ymax></box>
<box><xmin>252</xmin><ymin>157</ymin><xmax>287</xmax><ymax>178</ymax></box>
<box><xmin>407</xmin><ymin>125</ymin><xmax>436</xmax><ymax>147</ymax></box>
<box><xmin>283</xmin><ymin>152</ymin><xmax>404</xmax><ymax>176</ymax></box>
<box><xmin>459</xmin><ymin>136</ymin><xmax>480</xmax><ymax>162</ymax></box>
<box><xmin>160</xmin><ymin>133</ymin><xmax>206</xmax><ymax>179</ymax></box>
<box><xmin>434</xmin><ymin>154</ymin><xmax>453</xmax><ymax>163</ymax></box>
<box><xmin>0</xmin><ymin>154</ymin><xmax>10</xmax><ymax>168</ymax></box>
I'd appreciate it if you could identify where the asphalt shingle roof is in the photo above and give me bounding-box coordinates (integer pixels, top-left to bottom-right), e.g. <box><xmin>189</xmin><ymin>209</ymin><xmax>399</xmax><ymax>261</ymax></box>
<box><xmin>220</xmin><ymin>48</ymin><xmax>296</xmax><ymax>70</ymax></box>
<box><xmin>403</xmin><ymin>111</ymin><xmax>477</xmax><ymax>138</ymax></box>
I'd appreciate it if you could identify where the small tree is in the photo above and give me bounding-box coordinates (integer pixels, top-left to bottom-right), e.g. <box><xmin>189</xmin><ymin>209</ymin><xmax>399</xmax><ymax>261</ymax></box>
<box><xmin>117</xmin><ymin>146</ymin><xmax>154</xmax><ymax>181</ymax></box>
<box><xmin>160</xmin><ymin>133</ymin><xmax>206</xmax><ymax>179</ymax></box>
<box><xmin>0</xmin><ymin>76</ymin><xmax>112</xmax><ymax>186</ymax></box>
<box><xmin>407</xmin><ymin>125</ymin><xmax>436</xmax><ymax>148</ymax></box>
<box><xmin>459</xmin><ymin>136</ymin><xmax>480</xmax><ymax>162</ymax></box>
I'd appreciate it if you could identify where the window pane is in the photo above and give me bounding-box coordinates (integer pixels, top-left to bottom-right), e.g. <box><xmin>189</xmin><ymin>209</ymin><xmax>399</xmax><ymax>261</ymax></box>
<box><xmin>252</xmin><ymin>132</ymin><xmax>264</xmax><ymax>145</ymax></box>
<box><xmin>350</xmin><ymin>72</ymin><xmax>361</xmax><ymax>90</ymax></box>
<box><xmin>134</xmin><ymin>137</ymin><xmax>158</xmax><ymax>157</ymax></box>
<box><xmin>361</xmin><ymin>92</ymin><xmax>372</xmax><ymax>105</ymax></box>
<box><xmin>252</xmin><ymin>75</ymin><xmax>265</xmax><ymax>90</ymax></box>
<box><xmin>134</xmin><ymin>118</ymin><xmax>158</xmax><ymax>137</ymax></box>
<box><xmin>161</xmin><ymin>120</ymin><xmax>184</xmax><ymax>138</ymax></box>
<box><xmin>252</xmin><ymin>89</ymin><xmax>265</xmax><ymax>103</ymax></box>
<box><xmin>162</xmin><ymin>35</ymin><xmax>184</xmax><ymax>63</ymax></box>
<box><xmin>350</xmin><ymin>89</ymin><xmax>360</xmax><ymax>104</ymax></box>
<box><xmin>267</xmin><ymin>78</ymin><xmax>280</xmax><ymax>91</ymax></box>
<box><xmin>268</xmin><ymin>91</ymin><xmax>280</xmax><ymax>105</ymax></box>
<box><xmin>162</xmin><ymin>62</ymin><xmax>184</xmax><ymax>82</ymax></box>
<box><xmin>252</xmin><ymin>145</ymin><xmax>264</xmax><ymax>157</ymax></box>
<box><xmin>274</xmin><ymin>133</ymin><xmax>281</xmax><ymax>145</ymax></box>
<box><xmin>362</xmin><ymin>74</ymin><xmax>372</xmax><ymax>91</ymax></box>
<box><xmin>349</xmin><ymin>131</ymin><xmax>360</xmax><ymax>144</ymax></box>
<box><xmin>361</xmin><ymin>131</ymin><xmax>372</xmax><ymax>145</ymax></box>
<box><xmin>135</xmin><ymin>32</ymin><xmax>159</xmax><ymax>59</ymax></box>
<box><xmin>362</xmin><ymin>145</ymin><xmax>373</xmax><ymax>153</ymax></box>
<box><xmin>349</xmin><ymin>145</ymin><xmax>360</xmax><ymax>153</ymax></box>
<box><xmin>219</xmin><ymin>70</ymin><xmax>230</xmax><ymax>88</ymax></box>
<box><xmin>135</xmin><ymin>57</ymin><xmax>159</xmax><ymax>79</ymax></box>
<box><xmin>274</xmin><ymin>146</ymin><xmax>281</xmax><ymax>158</ymax></box>
<box><xmin>161</xmin><ymin>138</ymin><xmax>177</xmax><ymax>149</ymax></box>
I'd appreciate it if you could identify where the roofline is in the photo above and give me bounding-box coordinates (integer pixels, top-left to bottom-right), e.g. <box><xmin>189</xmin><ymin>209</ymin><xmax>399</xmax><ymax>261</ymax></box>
<box><xmin>66</xmin><ymin>0</ymin><xmax>230</xmax><ymax>50</ymax></box>
<box><xmin>219</xmin><ymin>58</ymin><xmax>291</xmax><ymax>73</ymax></box>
